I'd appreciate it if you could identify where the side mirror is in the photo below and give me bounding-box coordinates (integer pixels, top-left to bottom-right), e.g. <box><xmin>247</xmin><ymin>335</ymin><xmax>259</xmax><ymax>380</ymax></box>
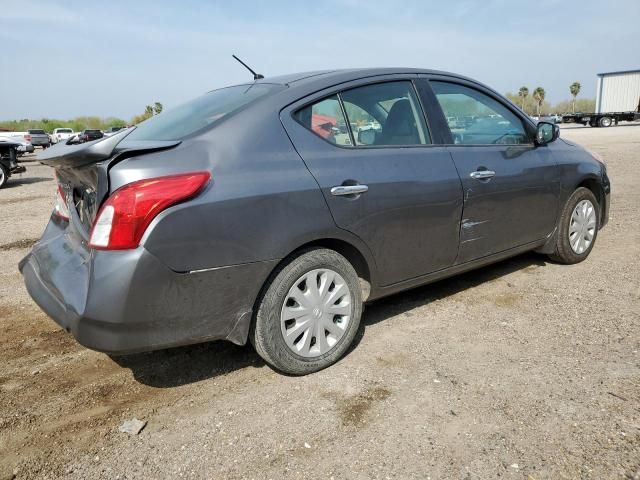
<box><xmin>536</xmin><ymin>121</ymin><xmax>559</xmax><ymax>146</ymax></box>
<box><xmin>357</xmin><ymin>128</ymin><xmax>376</xmax><ymax>145</ymax></box>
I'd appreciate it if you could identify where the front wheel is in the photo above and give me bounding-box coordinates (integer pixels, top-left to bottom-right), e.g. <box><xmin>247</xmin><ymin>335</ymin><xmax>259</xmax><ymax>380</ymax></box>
<box><xmin>252</xmin><ymin>248</ymin><xmax>363</xmax><ymax>375</ymax></box>
<box><xmin>548</xmin><ymin>187</ymin><xmax>600</xmax><ymax>264</ymax></box>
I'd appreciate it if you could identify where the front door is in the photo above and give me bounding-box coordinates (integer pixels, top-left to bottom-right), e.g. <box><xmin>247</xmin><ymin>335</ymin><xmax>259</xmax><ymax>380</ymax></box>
<box><xmin>428</xmin><ymin>79</ymin><xmax>560</xmax><ymax>263</ymax></box>
<box><xmin>282</xmin><ymin>78</ymin><xmax>463</xmax><ymax>286</ymax></box>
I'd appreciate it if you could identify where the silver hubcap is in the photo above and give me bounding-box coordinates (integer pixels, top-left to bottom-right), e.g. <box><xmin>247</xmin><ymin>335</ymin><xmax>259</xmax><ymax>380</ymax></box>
<box><xmin>0</xmin><ymin>168</ymin><xmax>5</xmax><ymax>185</ymax></box>
<box><xmin>569</xmin><ymin>199</ymin><xmax>596</xmax><ymax>254</ymax></box>
<box><xmin>280</xmin><ymin>268</ymin><xmax>352</xmax><ymax>358</ymax></box>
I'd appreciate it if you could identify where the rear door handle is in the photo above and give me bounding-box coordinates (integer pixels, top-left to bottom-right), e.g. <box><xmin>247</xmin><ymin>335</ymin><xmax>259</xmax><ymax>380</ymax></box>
<box><xmin>470</xmin><ymin>170</ymin><xmax>496</xmax><ymax>180</ymax></box>
<box><xmin>330</xmin><ymin>185</ymin><xmax>369</xmax><ymax>196</ymax></box>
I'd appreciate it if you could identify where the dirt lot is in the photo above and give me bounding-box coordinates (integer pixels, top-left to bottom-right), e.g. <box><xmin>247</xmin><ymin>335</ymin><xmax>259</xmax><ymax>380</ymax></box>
<box><xmin>1</xmin><ymin>124</ymin><xmax>639</xmax><ymax>479</ymax></box>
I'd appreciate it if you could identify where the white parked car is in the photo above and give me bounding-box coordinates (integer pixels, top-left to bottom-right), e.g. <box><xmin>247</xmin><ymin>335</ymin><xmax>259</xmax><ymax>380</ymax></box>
<box><xmin>50</xmin><ymin>128</ymin><xmax>75</xmax><ymax>144</ymax></box>
<box><xmin>547</xmin><ymin>114</ymin><xmax>563</xmax><ymax>124</ymax></box>
<box><xmin>357</xmin><ymin>121</ymin><xmax>382</xmax><ymax>132</ymax></box>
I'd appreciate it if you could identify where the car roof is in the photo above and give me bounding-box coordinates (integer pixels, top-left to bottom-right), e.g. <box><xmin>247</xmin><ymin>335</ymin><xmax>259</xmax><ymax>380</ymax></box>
<box><xmin>242</xmin><ymin>68</ymin><xmax>484</xmax><ymax>103</ymax></box>
<box><xmin>257</xmin><ymin>68</ymin><xmax>465</xmax><ymax>86</ymax></box>
<box><xmin>208</xmin><ymin>68</ymin><xmax>491</xmax><ymax>105</ymax></box>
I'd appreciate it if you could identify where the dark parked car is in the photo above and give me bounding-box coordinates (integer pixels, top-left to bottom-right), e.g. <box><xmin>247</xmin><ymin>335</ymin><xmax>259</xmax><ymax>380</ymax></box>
<box><xmin>79</xmin><ymin>129</ymin><xmax>104</xmax><ymax>143</ymax></box>
<box><xmin>20</xmin><ymin>68</ymin><xmax>610</xmax><ymax>375</ymax></box>
<box><xmin>103</xmin><ymin>126</ymin><xmax>125</xmax><ymax>136</ymax></box>
<box><xmin>0</xmin><ymin>141</ymin><xmax>27</xmax><ymax>188</ymax></box>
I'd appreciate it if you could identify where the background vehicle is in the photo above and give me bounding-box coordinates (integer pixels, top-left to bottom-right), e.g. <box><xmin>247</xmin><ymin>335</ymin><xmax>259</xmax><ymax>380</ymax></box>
<box><xmin>0</xmin><ymin>136</ymin><xmax>34</xmax><ymax>155</ymax></box>
<box><xmin>0</xmin><ymin>132</ymin><xmax>34</xmax><ymax>154</ymax></box>
<box><xmin>357</xmin><ymin>121</ymin><xmax>382</xmax><ymax>132</ymax></box>
<box><xmin>542</xmin><ymin>113</ymin><xmax>562</xmax><ymax>123</ymax></box>
<box><xmin>103</xmin><ymin>126</ymin><xmax>125</xmax><ymax>136</ymax></box>
<box><xmin>446</xmin><ymin>116</ymin><xmax>463</xmax><ymax>128</ymax></box>
<box><xmin>0</xmin><ymin>141</ymin><xmax>27</xmax><ymax>188</ymax></box>
<box><xmin>562</xmin><ymin>111</ymin><xmax>639</xmax><ymax>127</ymax></box>
<box><xmin>310</xmin><ymin>114</ymin><xmax>337</xmax><ymax>140</ymax></box>
<box><xmin>66</xmin><ymin>132</ymin><xmax>81</xmax><ymax>144</ymax></box>
<box><xmin>21</xmin><ymin>69</ymin><xmax>610</xmax><ymax>376</ymax></box>
<box><xmin>26</xmin><ymin>129</ymin><xmax>51</xmax><ymax>149</ymax></box>
<box><xmin>51</xmin><ymin>128</ymin><xmax>75</xmax><ymax>144</ymax></box>
<box><xmin>79</xmin><ymin>129</ymin><xmax>104</xmax><ymax>142</ymax></box>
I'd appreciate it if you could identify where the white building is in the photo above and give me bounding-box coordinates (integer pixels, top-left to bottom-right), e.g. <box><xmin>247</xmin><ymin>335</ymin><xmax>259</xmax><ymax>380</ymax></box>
<box><xmin>595</xmin><ymin>69</ymin><xmax>640</xmax><ymax>114</ymax></box>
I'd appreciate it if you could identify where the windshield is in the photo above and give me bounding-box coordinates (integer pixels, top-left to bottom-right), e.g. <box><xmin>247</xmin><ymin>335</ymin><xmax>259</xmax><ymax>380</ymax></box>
<box><xmin>29</xmin><ymin>130</ymin><xmax>45</xmax><ymax>134</ymax></box>
<box><xmin>57</xmin><ymin>129</ymin><xmax>73</xmax><ymax>133</ymax></box>
<box><xmin>125</xmin><ymin>83</ymin><xmax>283</xmax><ymax>141</ymax></box>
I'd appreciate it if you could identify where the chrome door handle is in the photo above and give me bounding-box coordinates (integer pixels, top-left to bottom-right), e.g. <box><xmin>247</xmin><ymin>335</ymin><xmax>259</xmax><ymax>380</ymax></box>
<box><xmin>470</xmin><ymin>170</ymin><xmax>496</xmax><ymax>180</ymax></box>
<box><xmin>330</xmin><ymin>185</ymin><xmax>369</xmax><ymax>196</ymax></box>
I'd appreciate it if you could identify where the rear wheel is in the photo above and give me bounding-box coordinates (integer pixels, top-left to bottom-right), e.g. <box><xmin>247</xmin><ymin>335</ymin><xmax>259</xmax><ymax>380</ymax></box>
<box><xmin>548</xmin><ymin>187</ymin><xmax>599</xmax><ymax>264</ymax></box>
<box><xmin>598</xmin><ymin>116</ymin><xmax>612</xmax><ymax>127</ymax></box>
<box><xmin>252</xmin><ymin>248</ymin><xmax>363</xmax><ymax>375</ymax></box>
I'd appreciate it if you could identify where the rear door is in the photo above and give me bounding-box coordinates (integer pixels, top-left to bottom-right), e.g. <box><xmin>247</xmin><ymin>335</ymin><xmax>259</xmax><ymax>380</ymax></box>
<box><xmin>281</xmin><ymin>76</ymin><xmax>463</xmax><ymax>287</ymax></box>
<box><xmin>421</xmin><ymin>77</ymin><xmax>560</xmax><ymax>263</ymax></box>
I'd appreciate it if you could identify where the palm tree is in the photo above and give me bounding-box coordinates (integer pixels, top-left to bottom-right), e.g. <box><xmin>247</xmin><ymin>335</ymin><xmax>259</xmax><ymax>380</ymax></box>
<box><xmin>533</xmin><ymin>87</ymin><xmax>546</xmax><ymax>116</ymax></box>
<box><xmin>153</xmin><ymin>102</ymin><xmax>163</xmax><ymax>115</ymax></box>
<box><xmin>518</xmin><ymin>86</ymin><xmax>529</xmax><ymax>112</ymax></box>
<box><xmin>569</xmin><ymin>82</ymin><xmax>581</xmax><ymax>113</ymax></box>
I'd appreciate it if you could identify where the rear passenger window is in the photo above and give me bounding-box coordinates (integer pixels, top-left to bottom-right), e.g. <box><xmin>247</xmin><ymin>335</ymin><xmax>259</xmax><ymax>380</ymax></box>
<box><xmin>294</xmin><ymin>95</ymin><xmax>353</xmax><ymax>146</ymax></box>
<box><xmin>342</xmin><ymin>81</ymin><xmax>430</xmax><ymax>146</ymax></box>
<box><xmin>431</xmin><ymin>81</ymin><xmax>530</xmax><ymax>145</ymax></box>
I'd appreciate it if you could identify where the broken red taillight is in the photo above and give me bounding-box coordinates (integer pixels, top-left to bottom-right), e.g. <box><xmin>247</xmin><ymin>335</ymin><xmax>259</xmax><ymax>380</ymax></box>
<box><xmin>88</xmin><ymin>172</ymin><xmax>211</xmax><ymax>250</ymax></box>
<box><xmin>53</xmin><ymin>185</ymin><xmax>70</xmax><ymax>220</ymax></box>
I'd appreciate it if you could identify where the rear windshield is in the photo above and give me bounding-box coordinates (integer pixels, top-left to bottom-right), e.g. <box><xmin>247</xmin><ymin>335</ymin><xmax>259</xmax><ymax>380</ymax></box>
<box><xmin>85</xmin><ymin>130</ymin><xmax>101</xmax><ymax>134</ymax></box>
<box><xmin>29</xmin><ymin>129</ymin><xmax>45</xmax><ymax>134</ymax></box>
<box><xmin>125</xmin><ymin>83</ymin><xmax>283</xmax><ymax>141</ymax></box>
<box><xmin>57</xmin><ymin>128</ymin><xmax>73</xmax><ymax>133</ymax></box>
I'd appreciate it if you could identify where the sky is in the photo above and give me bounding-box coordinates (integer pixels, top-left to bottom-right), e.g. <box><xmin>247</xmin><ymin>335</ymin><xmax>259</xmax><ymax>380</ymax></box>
<box><xmin>1</xmin><ymin>0</ymin><xmax>638</xmax><ymax>120</ymax></box>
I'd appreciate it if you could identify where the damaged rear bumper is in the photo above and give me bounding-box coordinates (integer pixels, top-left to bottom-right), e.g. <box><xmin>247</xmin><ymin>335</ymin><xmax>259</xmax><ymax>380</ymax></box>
<box><xmin>19</xmin><ymin>221</ymin><xmax>277</xmax><ymax>354</ymax></box>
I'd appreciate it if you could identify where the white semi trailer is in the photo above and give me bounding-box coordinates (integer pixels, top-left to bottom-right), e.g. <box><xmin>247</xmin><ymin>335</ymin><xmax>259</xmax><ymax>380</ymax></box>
<box><xmin>563</xmin><ymin>69</ymin><xmax>640</xmax><ymax>127</ymax></box>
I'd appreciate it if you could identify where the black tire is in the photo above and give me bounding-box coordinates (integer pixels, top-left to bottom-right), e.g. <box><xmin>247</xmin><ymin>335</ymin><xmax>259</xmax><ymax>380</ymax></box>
<box><xmin>598</xmin><ymin>116</ymin><xmax>612</xmax><ymax>128</ymax></box>
<box><xmin>252</xmin><ymin>248</ymin><xmax>363</xmax><ymax>375</ymax></box>
<box><xmin>0</xmin><ymin>163</ymin><xmax>8</xmax><ymax>189</ymax></box>
<box><xmin>548</xmin><ymin>187</ymin><xmax>600</xmax><ymax>264</ymax></box>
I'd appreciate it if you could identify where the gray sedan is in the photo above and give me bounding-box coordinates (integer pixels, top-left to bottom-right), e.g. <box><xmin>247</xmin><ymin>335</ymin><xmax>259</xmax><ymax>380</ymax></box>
<box><xmin>20</xmin><ymin>68</ymin><xmax>610</xmax><ymax>374</ymax></box>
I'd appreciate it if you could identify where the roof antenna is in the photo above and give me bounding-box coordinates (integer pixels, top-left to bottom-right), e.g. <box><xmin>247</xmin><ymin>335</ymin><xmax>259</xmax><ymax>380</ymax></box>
<box><xmin>232</xmin><ymin>54</ymin><xmax>264</xmax><ymax>80</ymax></box>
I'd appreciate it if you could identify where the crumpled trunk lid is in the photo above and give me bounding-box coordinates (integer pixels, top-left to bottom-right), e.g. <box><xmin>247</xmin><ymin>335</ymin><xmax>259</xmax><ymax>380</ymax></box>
<box><xmin>38</xmin><ymin>128</ymin><xmax>180</xmax><ymax>233</ymax></box>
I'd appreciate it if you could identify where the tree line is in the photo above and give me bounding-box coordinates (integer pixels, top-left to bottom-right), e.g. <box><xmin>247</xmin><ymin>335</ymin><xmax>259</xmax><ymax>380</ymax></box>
<box><xmin>505</xmin><ymin>82</ymin><xmax>594</xmax><ymax>116</ymax></box>
<box><xmin>0</xmin><ymin>102</ymin><xmax>163</xmax><ymax>133</ymax></box>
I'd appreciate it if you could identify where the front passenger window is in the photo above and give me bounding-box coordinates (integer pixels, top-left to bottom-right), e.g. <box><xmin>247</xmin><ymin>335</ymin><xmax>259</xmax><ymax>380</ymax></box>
<box><xmin>431</xmin><ymin>81</ymin><xmax>530</xmax><ymax>145</ymax></box>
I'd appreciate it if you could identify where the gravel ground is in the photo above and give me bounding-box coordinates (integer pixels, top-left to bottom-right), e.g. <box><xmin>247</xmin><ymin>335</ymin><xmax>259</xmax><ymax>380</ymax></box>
<box><xmin>0</xmin><ymin>124</ymin><xmax>638</xmax><ymax>480</ymax></box>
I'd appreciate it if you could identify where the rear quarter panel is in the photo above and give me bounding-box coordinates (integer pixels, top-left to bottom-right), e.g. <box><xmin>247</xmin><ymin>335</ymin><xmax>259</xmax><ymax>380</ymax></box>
<box><xmin>109</xmin><ymin>105</ymin><xmax>366</xmax><ymax>274</ymax></box>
